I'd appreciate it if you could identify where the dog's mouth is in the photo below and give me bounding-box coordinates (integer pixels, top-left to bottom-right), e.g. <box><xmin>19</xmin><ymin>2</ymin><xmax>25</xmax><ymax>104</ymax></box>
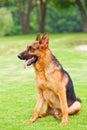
<box><xmin>24</xmin><ymin>56</ymin><xmax>38</xmax><ymax>68</ymax></box>
<box><xmin>17</xmin><ymin>53</ymin><xmax>38</xmax><ymax>68</ymax></box>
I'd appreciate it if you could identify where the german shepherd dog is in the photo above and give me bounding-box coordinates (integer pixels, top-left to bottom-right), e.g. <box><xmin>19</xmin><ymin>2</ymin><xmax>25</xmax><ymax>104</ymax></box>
<box><xmin>18</xmin><ymin>33</ymin><xmax>81</xmax><ymax>125</ymax></box>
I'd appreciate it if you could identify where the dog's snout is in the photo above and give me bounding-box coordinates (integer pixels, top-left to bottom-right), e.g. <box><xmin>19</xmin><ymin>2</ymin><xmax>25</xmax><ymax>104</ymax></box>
<box><xmin>17</xmin><ymin>53</ymin><xmax>23</xmax><ymax>59</ymax></box>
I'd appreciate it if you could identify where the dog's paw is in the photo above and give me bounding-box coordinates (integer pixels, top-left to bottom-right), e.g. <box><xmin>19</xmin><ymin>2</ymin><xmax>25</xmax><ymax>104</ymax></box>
<box><xmin>39</xmin><ymin>113</ymin><xmax>48</xmax><ymax>118</ymax></box>
<box><xmin>23</xmin><ymin>118</ymin><xmax>35</xmax><ymax>125</ymax></box>
<box><xmin>39</xmin><ymin>114</ymin><xmax>43</xmax><ymax>118</ymax></box>
<box><xmin>60</xmin><ymin>119</ymin><xmax>68</xmax><ymax>125</ymax></box>
<box><xmin>53</xmin><ymin>114</ymin><xmax>61</xmax><ymax>119</ymax></box>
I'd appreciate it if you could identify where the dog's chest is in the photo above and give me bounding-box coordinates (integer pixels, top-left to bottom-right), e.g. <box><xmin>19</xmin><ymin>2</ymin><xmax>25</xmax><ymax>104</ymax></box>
<box><xmin>43</xmin><ymin>89</ymin><xmax>61</xmax><ymax>109</ymax></box>
<box><xmin>35</xmin><ymin>70</ymin><xmax>61</xmax><ymax>109</ymax></box>
<box><xmin>35</xmin><ymin>65</ymin><xmax>59</xmax><ymax>90</ymax></box>
<box><xmin>35</xmin><ymin>71</ymin><xmax>53</xmax><ymax>90</ymax></box>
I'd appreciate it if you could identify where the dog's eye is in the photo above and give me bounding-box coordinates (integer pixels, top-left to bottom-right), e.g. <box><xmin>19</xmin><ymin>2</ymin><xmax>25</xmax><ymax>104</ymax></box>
<box><xmin>28</xmin><ymin>46</ymin><xmax>35</xmax><ymax>52</ymax></box>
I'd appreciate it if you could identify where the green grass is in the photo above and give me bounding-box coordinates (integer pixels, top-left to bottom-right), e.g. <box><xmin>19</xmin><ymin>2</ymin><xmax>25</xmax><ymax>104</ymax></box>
<box><xmin>0</xmin><ymin>33</ymin><xmax>87</xmax><ymax>130</ymax></box>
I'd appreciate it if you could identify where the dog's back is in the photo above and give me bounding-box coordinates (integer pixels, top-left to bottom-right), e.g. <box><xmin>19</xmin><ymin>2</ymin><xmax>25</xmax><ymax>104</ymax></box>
<box><xmin>47</xmin><ymin>53</ymin><xmax>78</xmax><ymax>106</ymax></box>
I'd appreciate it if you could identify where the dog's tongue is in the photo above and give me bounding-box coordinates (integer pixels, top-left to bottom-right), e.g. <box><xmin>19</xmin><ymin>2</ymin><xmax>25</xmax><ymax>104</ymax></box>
<box><xmin>24</xmin><ymin>58</ymin><xmax>33</xmax><ymax>69</ymax></box>
<box><xmin>24</xmin><ymin>60</ymin><xmax>29</xmax><ymax>69</ymax></box>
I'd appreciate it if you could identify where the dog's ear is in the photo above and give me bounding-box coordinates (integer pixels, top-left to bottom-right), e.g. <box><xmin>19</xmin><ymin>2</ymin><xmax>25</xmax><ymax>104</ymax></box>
<box><xmin>40</xmin><ymin>33</ymin><xmax>49</xmax><ymax>50</ymax></box>
<box><xmin>36</xmin><ymin>33</ymin><xmax>41</xmax><ymax>41</ymax></box>
<box><xmin>42</xmin><ymin>32</ymin><xmax>49</xmax><ymax>45</ymax></box>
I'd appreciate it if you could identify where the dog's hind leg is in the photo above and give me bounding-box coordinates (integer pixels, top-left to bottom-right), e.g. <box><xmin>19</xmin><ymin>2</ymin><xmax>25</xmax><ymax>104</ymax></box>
<box><xmin>68</xmin><ymin>101</ymin><xmax>81</xmax><ymax>115</ymax></box>
<box><xmin>39</xmin><ymin>103</ymin><xmax>51</xmax><ymax>118</ymax></box>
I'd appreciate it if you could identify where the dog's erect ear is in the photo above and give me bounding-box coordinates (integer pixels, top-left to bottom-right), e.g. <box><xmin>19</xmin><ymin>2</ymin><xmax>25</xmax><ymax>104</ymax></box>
<box><xmin>42</xmin><ymin>32</ymin><xmax>49</xmax><ymax>45</ymax></box>
<box><xmin>36</xmin><ymin>33</ymin><xmax>41</xmax><ymax>41</ymax></box>
<box><xmin>39</xmin><ymin>32</ymin><xmax>49</xmax><ymax>50</ymax></box>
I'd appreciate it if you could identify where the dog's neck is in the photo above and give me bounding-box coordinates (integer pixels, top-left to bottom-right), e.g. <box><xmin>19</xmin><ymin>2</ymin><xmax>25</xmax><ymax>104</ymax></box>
<box><xmin>33</xmin><ymin>49</ymin><xmax>54</xmax><ymax>72</ymax></box>
<box><xmin>33</xmin><ymin>49</ymin><xmax>61</xmax><ymax>74</ymax></box>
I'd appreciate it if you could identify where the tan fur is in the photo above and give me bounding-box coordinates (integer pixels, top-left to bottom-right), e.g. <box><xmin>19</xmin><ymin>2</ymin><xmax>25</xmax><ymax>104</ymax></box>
<box><xmin>21</xmin><ymin>33</ymin><xmax>81</xmax><ymax>125</ymax></box>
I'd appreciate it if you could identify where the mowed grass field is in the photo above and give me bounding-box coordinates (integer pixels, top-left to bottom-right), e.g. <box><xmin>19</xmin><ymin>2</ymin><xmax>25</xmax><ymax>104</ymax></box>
<box><xmin>0</xmin><ymin>33</ymin><xmax>87</xmax><ymax>130</ymax></box>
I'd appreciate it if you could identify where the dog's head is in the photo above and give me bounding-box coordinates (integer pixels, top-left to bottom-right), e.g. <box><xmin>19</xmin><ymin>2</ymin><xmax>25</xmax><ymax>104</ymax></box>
<box><xmin>17</xmin><ymin>33</ymin><xmax>49</xmax><ymax>68</ymax></box>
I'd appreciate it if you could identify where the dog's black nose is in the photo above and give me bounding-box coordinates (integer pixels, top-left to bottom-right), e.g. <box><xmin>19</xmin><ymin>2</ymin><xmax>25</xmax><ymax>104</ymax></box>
<box><xmin>17</xmin><ymin>53</ymin><xmax>22</xmax><ymax>59</ymax></box>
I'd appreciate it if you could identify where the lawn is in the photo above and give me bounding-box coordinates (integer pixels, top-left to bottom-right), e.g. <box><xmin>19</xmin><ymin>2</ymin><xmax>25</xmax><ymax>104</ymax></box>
<box><xmin>0</xmin><ymin>33</ymin><xmax>87</xmax><ymax>130</ymax></box>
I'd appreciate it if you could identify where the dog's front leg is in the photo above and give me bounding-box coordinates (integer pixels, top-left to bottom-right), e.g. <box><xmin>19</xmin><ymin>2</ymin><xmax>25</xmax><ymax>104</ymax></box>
<box><xmin>24</xmin><ymin>93</ymin><xmax>44</xmax><ymax>124</ymax></box>
<box><xmin>57</xmin><ymin>86</ymin><xmax>68</xmax><ymax>125</ymax></box>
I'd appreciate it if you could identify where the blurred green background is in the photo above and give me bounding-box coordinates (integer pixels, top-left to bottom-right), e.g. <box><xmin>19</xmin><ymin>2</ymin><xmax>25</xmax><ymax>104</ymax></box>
<box><xmin>0</xmin><ymin>0</ymin><xmax>87</xmax><ymax>36</ymax></box>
